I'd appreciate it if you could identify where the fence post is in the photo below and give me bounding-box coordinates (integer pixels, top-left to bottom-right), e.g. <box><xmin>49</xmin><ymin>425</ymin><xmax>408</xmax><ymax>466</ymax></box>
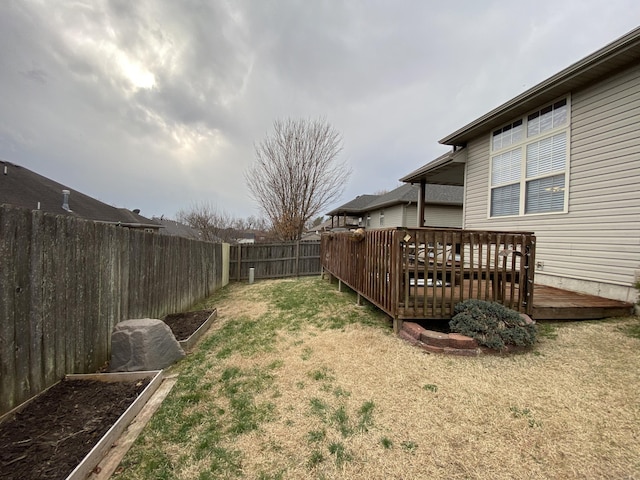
<box><xmin>236</xmin><ymin>244</ymin><xmax>242</xmax><ymax>282</ymax></box>
<box><xmin>295</xmin><ymin>241</ymin><xmax>300</xmax><ymax>277</ymax></box>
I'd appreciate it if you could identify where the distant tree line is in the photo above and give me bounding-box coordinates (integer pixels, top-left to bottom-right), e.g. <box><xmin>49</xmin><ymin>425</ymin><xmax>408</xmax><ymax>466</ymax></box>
<box><xmin>176</xmin><ymin>202</ymin><xmax>274</xmax><ymax>244</ymax></box>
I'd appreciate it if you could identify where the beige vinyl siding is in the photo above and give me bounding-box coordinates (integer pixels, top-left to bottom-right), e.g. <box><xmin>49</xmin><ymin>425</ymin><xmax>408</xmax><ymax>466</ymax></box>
<box><xmin>404</xmin><ymin>204</ymin><xmax>418</xmax><ymax>228</ymax></box>
<box><xmin>463</xmin><ymin>136</ymin><xmax>491</xmax><ymax>226</ymax></box>
<box><xmin>424</xmin><ymin>205</ymin><xmax>463</xmax><ymax>228</ymax></box>
<box><xmin>366</xmin><ymin>205</ymin><xmax>404</xmax><ymax>229</ymax></box>
<box><xmin>463</xmin><ymin>62</ymin><xmax>640</xmax><ymax>301</ymax></box>
<box><xmin>367</xmin><ymin>204</ymin><xmax>463</xmax><ymax>229</ymax></box>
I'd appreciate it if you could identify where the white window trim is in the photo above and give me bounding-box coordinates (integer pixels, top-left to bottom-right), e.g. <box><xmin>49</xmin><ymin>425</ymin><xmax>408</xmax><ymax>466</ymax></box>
<box><xmin>487</xmin><ymin>95</ymin><xmax>571</xmax><ymax>218</ymax></box>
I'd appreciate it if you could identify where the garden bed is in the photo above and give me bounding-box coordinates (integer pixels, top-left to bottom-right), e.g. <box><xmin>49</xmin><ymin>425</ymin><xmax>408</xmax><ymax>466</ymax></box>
<box><xmin>0</xmin><ymin>371</ymin><xmax>162</xmax><ymax>480</ymax></box>
<box><xmin>163</xmin><ymin>308</ymin><xmax>217</xmax><ymax>350</ymax></box>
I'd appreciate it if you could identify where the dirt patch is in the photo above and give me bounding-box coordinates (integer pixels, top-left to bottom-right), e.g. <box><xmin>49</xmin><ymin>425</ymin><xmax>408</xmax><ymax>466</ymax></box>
<box><xmin>0</xmin><ymin>378</ymin><xmax>149</xmax><ymax>480</ymax></box>
<box><xmin>163</xmin><ymin>309</ymin><xmax>215</xmax><ymax>341</ymax></box>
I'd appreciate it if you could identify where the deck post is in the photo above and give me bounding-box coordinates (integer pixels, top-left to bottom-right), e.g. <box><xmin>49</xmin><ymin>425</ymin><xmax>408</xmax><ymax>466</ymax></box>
<box><xmin>357</xmin><ymin>293</ymin><xmax>362</xmax><ymax>306</ymax></box>
<box><xmin>393</xmin><ymin>317</ymin><xmax>403</xmax><ymax>334</ymax></box>
<box><xmin>418</xmin><ymin>180</ymin><xmax>426</xmax><ymax>227</ymax></box>
<box><xmin>338</xmin><ymin>279</ymin><xmax>342</xmax><ymax>292</ymax></box>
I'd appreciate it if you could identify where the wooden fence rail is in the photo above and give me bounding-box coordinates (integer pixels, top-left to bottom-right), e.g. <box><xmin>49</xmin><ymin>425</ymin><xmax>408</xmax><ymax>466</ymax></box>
<box><xmin>0</xmin><ymin>205</ymin><xmax>224</xmax><ymax>415</ymax></box>
<box><xmin>230</xmin><ymin>241</ymin><xmax>321</xmax><ymax>281</ymax></box>
<box><xmin>321</xmin><ymin>228</ymin><xmax>535</xmax><ymax>329</ymax></box>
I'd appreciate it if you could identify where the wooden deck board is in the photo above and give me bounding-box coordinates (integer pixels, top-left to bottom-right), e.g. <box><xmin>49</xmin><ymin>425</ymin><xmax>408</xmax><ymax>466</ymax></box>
<box><xmin>398</xmin><ymin>283</ymin><xmax>633</xmax><ymax>321</ymax></box>
<box><xmin>532</xmin><ymin>285</ymin><xmax>634</xmax><ymax>320</ymax></box>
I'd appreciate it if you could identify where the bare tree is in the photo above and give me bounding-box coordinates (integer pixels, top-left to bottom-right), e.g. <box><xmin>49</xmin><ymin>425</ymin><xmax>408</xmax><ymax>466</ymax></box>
<box><xmin>246</xmin><ymin>118</ymin><xmax>350</xmax><ymax>241</ymax></box>
<box><xmin>176</xmin><ymin>202</ymin><xmax>239</xmax><ymax>243</ymax></box>
<box><xmin>176</xmin><ymin>202</ymin><xmax>274</xmax><ymax>243</ymax></box>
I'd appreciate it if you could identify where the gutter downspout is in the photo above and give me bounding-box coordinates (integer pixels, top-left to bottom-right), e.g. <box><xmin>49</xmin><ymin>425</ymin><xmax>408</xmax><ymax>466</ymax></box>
<box><xmin>418</xmin><ymin>180</ymin><xmax>425</xmax><ymax>227</ymax></box>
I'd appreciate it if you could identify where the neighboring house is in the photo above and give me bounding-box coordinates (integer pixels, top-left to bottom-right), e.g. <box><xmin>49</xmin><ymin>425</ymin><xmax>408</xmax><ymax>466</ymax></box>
<box><xmin>326</xmin><ymin>184</ymin><xmax>463</xmax><ymax>230</ymax></box>
<box><xmin>401</xmin><ymin>27</ymin><xmax>640</xmax><ymax>303</ymax></box>
<box><xmin>326</xmin><ymin>194</ymin><xmax>379</xmax><ymax>229</ymax></box>
<box><xmin>300</xmin><ymin>231</ymin><xmax>322</xmax><ymax>241</ymax></box>
<box><xmin>236</xmin><ymin>232</ymin><xmax>256</xmax><ymax>244</ymax></box>
<box><xmin>0</xmin><ymin>160</ymin><xmax>160</xmax><ymax>231</ymax></box>
<box><xmin>363</xmin><ymin>183</ymin><xmax>463</xmax><ymax>229</ymax></box>
<box><xmin>153</xmin><ymin>216</ymin><xmax>214</xmax><ymax>241</ymax></box>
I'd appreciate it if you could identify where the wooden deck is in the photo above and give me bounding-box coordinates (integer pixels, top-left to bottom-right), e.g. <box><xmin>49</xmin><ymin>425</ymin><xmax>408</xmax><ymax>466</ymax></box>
<box><xmin>322</xmin><ymin>227</ymin><xmax>536</xmax><ymax>330</ymax></box>
<box><xmin>398</xmin><ymin>276</ymin><xmax>527</xmax><ymax>320</ymax></box>
<box><xmin>532</xmin><ymin>285</ymin><xmax>634</xmax><ymax>320</ymax></box>
<box><xmin>321</xmin><ymin>228</ymin><xmax>634</xmax><ymax>325</ymax></box>
<box><xmin>400</xmin><ymin>283</ymin><xmax>634</xmax><ymax>321</ymax></box>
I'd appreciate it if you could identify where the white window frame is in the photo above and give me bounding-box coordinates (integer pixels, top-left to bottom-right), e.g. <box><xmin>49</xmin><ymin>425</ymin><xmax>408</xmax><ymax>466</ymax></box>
<box><xmin>379</xmin><ymin>210</ymin><xmax>384</xmax><ymax>226</ymax></box>
<box><xmin>488</xmin><ymin>96</ymin><xmax>571</xmax><ymax>218</ymax></box>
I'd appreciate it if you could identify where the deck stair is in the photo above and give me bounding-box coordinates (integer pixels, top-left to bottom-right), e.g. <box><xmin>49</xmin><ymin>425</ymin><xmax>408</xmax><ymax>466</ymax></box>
<box><xmin>399</xmin><ymin>322</ymin><xmax>481</xmax><ymax>356</ymax></box>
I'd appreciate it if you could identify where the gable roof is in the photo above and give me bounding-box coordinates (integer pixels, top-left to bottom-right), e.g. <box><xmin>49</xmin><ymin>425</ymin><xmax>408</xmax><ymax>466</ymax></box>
<box><xmin>326</xmin><ymin>194</ymin><xmax>379</xmax><ymax>216</ymax></box>
<box><xmin>440</xmin><ymin>26</ymin><xmax>640</xmax><ymax>146</ymax></box>
<box><xmin>153</xmin><ymin>217</ymin><xmax>209</xmax><ymax>240</ymax></box>
<box><xmin>0</xmin><ymin>160</ymin><xmax>160</xmax><ymax>228</ymax></box>
<box><xmin>366</xmin><ymin>183</ymin><xmax>463</xmax><ymax>210</ymax></box>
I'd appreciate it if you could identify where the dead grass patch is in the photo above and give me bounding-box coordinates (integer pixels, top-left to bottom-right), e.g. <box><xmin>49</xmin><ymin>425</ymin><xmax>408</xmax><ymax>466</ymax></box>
<box><xmin>119</xmin><ymin>279</ymin><xmax>640</xmax><ymax>479</ymax></box>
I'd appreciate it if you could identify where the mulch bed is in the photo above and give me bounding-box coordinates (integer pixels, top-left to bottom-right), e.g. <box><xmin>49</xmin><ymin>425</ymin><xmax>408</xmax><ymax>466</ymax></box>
<box><xmin>0</xmin><ymin>378</ymin><xmax>149</xmax><ymax>480</ymax></box>
<box><xmin>163</xmin><ymin>309</ymin><xmax>215</xmax><ymax>341</ymax></box>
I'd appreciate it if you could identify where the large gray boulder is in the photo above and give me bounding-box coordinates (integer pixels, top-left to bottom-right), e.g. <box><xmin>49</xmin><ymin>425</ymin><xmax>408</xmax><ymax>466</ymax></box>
<box><xmin>110</xmin><ymin>318</ymin><xmax>185</xmax><ymax>372</ymax></box>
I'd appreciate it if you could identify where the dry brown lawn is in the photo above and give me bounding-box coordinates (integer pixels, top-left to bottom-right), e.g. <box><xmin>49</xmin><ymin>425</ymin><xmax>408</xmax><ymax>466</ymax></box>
<box><xmin>119</xmin><ymin>278</ymin><xmax>640</xmax><ymax>480</ymax></box>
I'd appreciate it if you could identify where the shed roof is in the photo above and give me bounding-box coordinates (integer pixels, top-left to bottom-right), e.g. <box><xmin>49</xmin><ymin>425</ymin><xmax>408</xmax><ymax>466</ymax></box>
<box><xmin>399</xmin><ymin>151</ymin><xmax>466</xmax><ymax>186</ymax></box>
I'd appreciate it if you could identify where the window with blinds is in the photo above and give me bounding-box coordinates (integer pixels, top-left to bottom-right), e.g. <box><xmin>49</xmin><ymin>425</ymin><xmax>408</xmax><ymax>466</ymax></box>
<box><xmin>489</xmin><ymin>97</ymin><xmax>569</xmax><ymax>217</ymax></box>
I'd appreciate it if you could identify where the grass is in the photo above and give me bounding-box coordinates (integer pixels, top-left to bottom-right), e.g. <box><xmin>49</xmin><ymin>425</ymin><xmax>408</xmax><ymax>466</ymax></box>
<box><xmin>616</xmin><ymin>316</ymin><xmax>640</xmax><ymax>339</ymax></box>
<box><xmin>115</xmin><ymin>277</ymin><xmax>640</xmax><ymax>479</ymax></box>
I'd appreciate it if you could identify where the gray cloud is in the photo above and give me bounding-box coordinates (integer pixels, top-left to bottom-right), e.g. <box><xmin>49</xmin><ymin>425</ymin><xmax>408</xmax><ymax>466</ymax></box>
<box><xmin>1</xmin><ymin>0</ymin><xmax>639</xmax><ymax>219</ymax></box>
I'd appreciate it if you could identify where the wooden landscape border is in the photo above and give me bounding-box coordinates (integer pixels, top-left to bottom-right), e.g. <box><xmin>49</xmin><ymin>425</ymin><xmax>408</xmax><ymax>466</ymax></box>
<box><xmin>64</xmin><ymin>370</ymin><xmax>163</xmax><ymax>480</ymax></box>
<box><xmin>178</xmin><ymin>308</ymin><xmax>218</xmax><ymax>351</ymax></box>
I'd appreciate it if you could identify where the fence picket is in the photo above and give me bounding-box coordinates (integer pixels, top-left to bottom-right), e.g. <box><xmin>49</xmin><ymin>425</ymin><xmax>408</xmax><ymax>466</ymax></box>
<box><xmin>0</xmin><ymin>205</ymin><xmax>224</xmax><ymax>416</ymax></box>
<box><xmin>229</xmin><ymin>241</ymin><xmax>321</xmax><ymax>280</ymax></box>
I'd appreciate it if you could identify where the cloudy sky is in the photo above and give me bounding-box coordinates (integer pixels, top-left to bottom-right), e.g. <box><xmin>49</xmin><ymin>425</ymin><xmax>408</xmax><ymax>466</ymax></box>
<box><xmin>1</xmin><ymin>1</ymin><xmax>639</xmax><ymax>221</ymax></box>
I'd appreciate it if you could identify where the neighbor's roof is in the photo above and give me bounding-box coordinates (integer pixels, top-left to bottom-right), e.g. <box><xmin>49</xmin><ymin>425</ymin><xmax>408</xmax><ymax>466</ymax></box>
<box><xmin>0</xmin><ymin>160</ymin><xmax>160</xmax><ymax>227</ymax></box>
<box><xmin>440</xmin><ymin>25</ymin><xmax>640</xmax><ymax>146</ymax></box>
<box><xmin>326</xmin><ymin>194</ymin><xmax>379</xmax><ymax>216</ymax></box>
<box><xmin>153</xmin><ymin>217</ymin><xmax>207</xmax><ymax>240</ymax></box>
<box><xmin>366</xmin><ymin>183</ymin><xmax>463</xmax><ymax>210</ymax></box>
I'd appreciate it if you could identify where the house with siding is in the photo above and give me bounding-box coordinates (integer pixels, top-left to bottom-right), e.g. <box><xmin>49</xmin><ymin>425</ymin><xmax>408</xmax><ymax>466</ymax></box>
<box><xmin>327</xmin><ymin>183</ymin><xmax>463</xmax><ymax>230</ymax></box>
<box><xmin>361</xmin><ymin>183</ymin><xmax>462</xmax><ymax>229</ymax></box>
<box><xmin>326</xmin><ymin>194</ymin><xmax>379</xmax><ymax>229</ymax></box>
<box><xmin>402</xmin><ymin>26</ymin><xmax>640</xmax><ymax>304</ymax></box>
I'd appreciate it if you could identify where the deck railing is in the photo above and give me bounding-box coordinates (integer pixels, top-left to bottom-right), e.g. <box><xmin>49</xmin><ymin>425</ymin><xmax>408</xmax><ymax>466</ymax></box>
<box><xmin>321</xmin><ymin>228</ymin><xmax>535</xmax><ymax>326</ymax></box>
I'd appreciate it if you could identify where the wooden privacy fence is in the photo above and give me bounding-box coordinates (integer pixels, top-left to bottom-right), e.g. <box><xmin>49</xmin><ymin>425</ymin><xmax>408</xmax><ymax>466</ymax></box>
<box><xmin>0</xmin><ymin>205</ymin><xmax>224</xmax><ymax>415</ymax></box>
<box><xmin>230</xmin><ymin>241</ymin><xmax>321</xmax><ymax>281</ymax></box>
<box><xmin>321</xmin><ymin>228</ymin><xmax>536</xmax><ymax>328</ymax></box>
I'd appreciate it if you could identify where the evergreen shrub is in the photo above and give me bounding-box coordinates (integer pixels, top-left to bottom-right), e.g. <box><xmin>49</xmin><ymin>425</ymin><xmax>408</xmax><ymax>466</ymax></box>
<box><xmin>449</xmin><ymin>299</ymin><xmax>536</xmax><ymax>350</ymax></box>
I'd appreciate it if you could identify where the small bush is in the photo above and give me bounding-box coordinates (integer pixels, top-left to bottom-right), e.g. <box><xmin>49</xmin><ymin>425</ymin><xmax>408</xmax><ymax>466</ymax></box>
<box><xmin>449</xmin><ymin>299</ymin><xmax>536</xmax><ymax>350</ymax></box>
